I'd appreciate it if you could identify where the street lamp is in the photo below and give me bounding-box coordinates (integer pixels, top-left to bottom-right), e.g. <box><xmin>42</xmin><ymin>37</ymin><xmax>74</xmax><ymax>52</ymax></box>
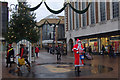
<box><xmin>51</xmin><ymin>24</ymin><xmax>56</xmax><ymax>54</ymax></box>
<box><xmin>17</xmin><ymin>0</ymin><xmax>26</xmax><ymax>2</ymax></box>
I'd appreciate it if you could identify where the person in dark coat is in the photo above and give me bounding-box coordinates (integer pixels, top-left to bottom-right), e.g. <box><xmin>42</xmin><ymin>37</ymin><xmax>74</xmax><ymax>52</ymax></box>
<box><xmin>88</xmin><ymin>46</ymin><xmax>92</xmax><ymax>54</ymax></box>
<box><xmin>109</xmin><ymin>45</ymin><xmax>115</xmax><ymax>57</ymax></box>
<box><xmin>6</xmin><ymin>44</ymin><xmax>14</xmax><ymax>67</ymax></box>
<box><xmin>56</xmin><ymin>45</ymin><xmax>61</xmax><ymax>61</ymax></box>
<box><xmin>101</xmin><ymin>45</ymin><xmax>105</xmax><ymax>55</ymax></box>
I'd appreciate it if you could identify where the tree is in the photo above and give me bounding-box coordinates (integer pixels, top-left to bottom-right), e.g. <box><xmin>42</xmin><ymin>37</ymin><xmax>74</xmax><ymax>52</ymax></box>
<box><xmin>5</xmin><ymin>2</ymin><xmax>40</xmax><ymax>44</ymax></box>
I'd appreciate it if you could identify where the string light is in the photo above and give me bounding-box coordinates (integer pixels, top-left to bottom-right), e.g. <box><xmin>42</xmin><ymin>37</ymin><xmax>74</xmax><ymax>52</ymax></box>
<box><xmin>11</xmin><ymin>36</ymin><xmax>14</xmax><ymax>38</ymax></box>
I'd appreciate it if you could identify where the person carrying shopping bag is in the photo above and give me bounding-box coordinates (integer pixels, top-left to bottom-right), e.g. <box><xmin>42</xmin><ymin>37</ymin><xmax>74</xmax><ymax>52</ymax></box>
<box><xmin>15</xmin><ymin>44</ymin><xmax>30</xmax><ymax>72</ymax></box>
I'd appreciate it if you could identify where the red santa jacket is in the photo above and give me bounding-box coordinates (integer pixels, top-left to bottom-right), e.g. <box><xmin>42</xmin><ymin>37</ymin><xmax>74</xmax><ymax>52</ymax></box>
<box><xmin>72</xmin><ymin>44</ymin><xmax>84</xmax><ymax>53</ymax></box>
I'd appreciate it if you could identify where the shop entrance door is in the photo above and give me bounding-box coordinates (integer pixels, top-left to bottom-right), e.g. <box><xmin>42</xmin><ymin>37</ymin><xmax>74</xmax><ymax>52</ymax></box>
<box><xmin>69</xmin><ymin>39</ymin><xmax>73</xmax><ymax>52</ymax></box>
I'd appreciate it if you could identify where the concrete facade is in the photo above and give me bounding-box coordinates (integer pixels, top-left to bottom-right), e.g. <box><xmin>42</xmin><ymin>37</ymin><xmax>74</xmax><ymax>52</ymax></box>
<box><xmin>65</xmin><ymin>1</ymin><xmax>120</xmax><ymax>53</ymax></box>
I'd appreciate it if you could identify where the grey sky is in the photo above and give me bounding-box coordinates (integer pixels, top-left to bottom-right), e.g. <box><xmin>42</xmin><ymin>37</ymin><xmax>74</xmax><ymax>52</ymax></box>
<box><xmin>0</xmin><ymin>0</ymin><xmax>64</xmax><ymax>22</ymax></box>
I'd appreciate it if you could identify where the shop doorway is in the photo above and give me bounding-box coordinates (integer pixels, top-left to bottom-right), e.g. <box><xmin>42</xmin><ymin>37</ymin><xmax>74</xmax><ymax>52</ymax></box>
<box><xmin>69</xmin><ymin>39</ymin><xmax>73</xmax><ymax>52</ymax></box>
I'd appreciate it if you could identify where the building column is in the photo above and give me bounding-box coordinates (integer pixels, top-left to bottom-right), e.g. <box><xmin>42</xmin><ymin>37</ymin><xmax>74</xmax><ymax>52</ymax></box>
<box><xmin>98</xmin><ymin>38</ymin><xmax>101</xmax><ymax>53</ymax></box>
<box><xmin>110</xmin><ymin>0</ymin><xmax>113</xmax><ymax>19</ymax></box>
<box><xmin>55</xmin><ymin>26</ymin><xmax>58</xmax><ymax>46</ymax></box>
<box><xmin>98</xmin><ymin>0</ymin><xmax>101</xmax><ymax>22</ymax></box>
<box><xmin>40</xmin><ymin>27</ymin><xmax>42</xmax><ymax>49</ymax></box>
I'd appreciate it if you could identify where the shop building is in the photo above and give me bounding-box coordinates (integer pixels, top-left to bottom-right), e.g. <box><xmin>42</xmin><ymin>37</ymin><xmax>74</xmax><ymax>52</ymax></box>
<box><xmin>36</xmin><ymin>14</ymin><xmax>65</xmax><ymax>49</ymax></box>
<box><xmin>0</xmin><ymin>1</ymin><xmax>8</xmax><ymax>51</ymax></box>
<box><xmin>64</xmin><ymin>1</ymin><xmax>120</xmax><ymax>53</ymax></box>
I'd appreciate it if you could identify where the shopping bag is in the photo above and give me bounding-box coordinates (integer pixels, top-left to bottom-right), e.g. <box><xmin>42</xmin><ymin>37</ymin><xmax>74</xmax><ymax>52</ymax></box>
<box><xmin>10</xmin><ymin>57</ymin><xmax>14</xmax><ymax>62</ymax></box>
<box><xmin>18</xmin><ymin>58</ymin><xmax>25</xmax><ymax>65</ymax></box>
<box><xmin>80</xmin><ymin>55</ymin><xmax>84</xmax><ymax>59</ymax></box>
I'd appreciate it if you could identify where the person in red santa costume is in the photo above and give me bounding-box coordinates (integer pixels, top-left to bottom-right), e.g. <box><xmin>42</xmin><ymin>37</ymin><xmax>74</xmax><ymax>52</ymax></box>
<box><xmin>72</xmin><ymin>39</ymin><xmax>84</xmax><ymax>71</ymax></box>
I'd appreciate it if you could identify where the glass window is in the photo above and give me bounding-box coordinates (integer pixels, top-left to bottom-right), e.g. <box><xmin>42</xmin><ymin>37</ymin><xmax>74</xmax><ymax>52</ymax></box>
<box><xmin>90</xmin><ymin>2</ymin><xmax>95</xmax><ymax>24</ymax></box>
<box><xmin>69</xmin><ymin>5</ymin><xmax>72</xmax><ymax>30</ymax></box>
<box><xmin>112</xmin><ymin>2</ymin><xmax>119</xmax><ymax>18</ymax></box>
<box><xmin>89</xmin><ymin>38</ymin><xmax>98</xmax><ymax>52</ymax></box>
<box><xmin>100</xmin><ymin>2</ymin><xmax>106</xmax><ymax>21</ymax></box>
<box><xmin>75</xmin><ymin>2</ymin><xmax>79</xmax><ymax>29</ymax></box>
<box><xmin>82</xmin><ymin>2</ymin><xmax>86</xmax><ymax>27</ymax></box>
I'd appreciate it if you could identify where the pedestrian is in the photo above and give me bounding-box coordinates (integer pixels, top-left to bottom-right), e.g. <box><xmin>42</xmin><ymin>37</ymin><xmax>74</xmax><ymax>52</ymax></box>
<box><xmin>72</xmin><ymin>39</ymin><xmax>84</xmax><ymax>72</ymax></box>
<box><xmin>109</xmin><ymin>45</ymin><xmax>115</xmax><ymax>57</ymax></box>
<box><xmin>35</xmin><ymin>46</ymin><xmax>39</xmax><ymax>58</ymax></box>
<box><xmin>24</xmin><ymin>47</ymin><xmax>31</xmax><ymax>70</ymax></box>
<box><xmin>6</xmin><ymin>44</ymin><xmax>14</xmax><ymax>67</ymax></box>
<box><xmin>88</xmin><ymin>46</ymin><xmax>92</xmax><ymax>54</ymax></box>
<box><xmin>56</xmin><ymin>45</ymin><xmax>61</xmax><ymax>61</ymax></box>
<box><xmin>101</xmin><ymin>45</ymin><xmax>105</xmax><ymax>55</ymax></box>
<box><xmin>15</xmin><ymin>44</ymin><xmax>30</xmax><ymax>72</ymax></box>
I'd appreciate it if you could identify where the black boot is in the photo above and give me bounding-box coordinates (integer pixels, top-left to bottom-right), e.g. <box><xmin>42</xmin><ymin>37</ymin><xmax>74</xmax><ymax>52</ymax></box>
<box><xmin>10</xmin><ymin>64</ymin><xmax>12</xmax><ymax>67</ymax></box>
<box><xmin>6</xmin><ymin>65</ymin><xmax>8</xmax><ymax>68</ymax></box>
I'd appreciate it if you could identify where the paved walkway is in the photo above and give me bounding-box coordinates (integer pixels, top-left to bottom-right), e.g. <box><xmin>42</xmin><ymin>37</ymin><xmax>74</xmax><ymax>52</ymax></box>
<box><xmin>1</xmin><ymin>50</ymin><xmax>120</xmax><ymax>80</ymax></box>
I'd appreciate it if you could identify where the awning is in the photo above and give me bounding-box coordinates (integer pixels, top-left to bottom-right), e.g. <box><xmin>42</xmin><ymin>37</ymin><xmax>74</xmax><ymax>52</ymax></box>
<box><xmin>0</xmin><ymin>37</ymin><xmax>5</xmax><ymax>40</ymax></box>
<box><xmin>42</xmin><ymin>40</ymin><xmax>63</xmax><ymax>44</ymax></box>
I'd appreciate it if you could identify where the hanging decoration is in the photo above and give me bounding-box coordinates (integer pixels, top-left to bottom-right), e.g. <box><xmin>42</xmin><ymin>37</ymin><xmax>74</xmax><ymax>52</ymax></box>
<box><xmin>27</xmin><ymin>1</ymin><xmax>43</xmax><ymax>11</ymax></box>
<box><xmin>69</xmin><ymin>2</ymin><xmax>91</xmax><ymax>14</ymax></box>
<box><xmin>44</xmin><ymin>2</ymin><xmax>68</xmax><ymax>14</ymax></box>
<box><xmin>25</xmin><ymin>1</ymin><xmax>91</xmax><ymax>14</ymax></box>
<box><xmin>36</xmin><ymin>19</ymin><xmax>62</xmax><ymax>28</ymax></box>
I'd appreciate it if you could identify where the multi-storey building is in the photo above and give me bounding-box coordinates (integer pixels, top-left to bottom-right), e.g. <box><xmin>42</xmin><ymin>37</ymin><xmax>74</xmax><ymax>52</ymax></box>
<box><xmin>0</xmin><ymin>1</ymin><xmax>8</xmax><ymax>51</ymax></box>
<box><xmin>65</xmin><ymin>1</ymin><xmax>120</xmax><ymax>53</ymax></box>
<box><xmin>36</xmin><ymin>14</ymin><xmax>65</xmax><ymax>48</ymax></box>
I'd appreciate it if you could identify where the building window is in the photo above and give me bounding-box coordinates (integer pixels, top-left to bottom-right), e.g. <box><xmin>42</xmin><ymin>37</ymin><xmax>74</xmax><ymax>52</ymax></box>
<box><xmin>90</xmin><ymin>2</ymin><xmax>95</xmax><ymax>24</ymax></box>
<box><xmin>82</xmin><ymin>2</ymin><xmax>86</xmax><ymax>27</ymax></box>
<box><xmin>69</xmin><ymin>5</ymin><xmax>72</xmax><ymax>30</ymax></box>
<box><xmin>100</xmin><ymin>2</ymin><xmax>106</xmax><ymax>21</ymax></box>
<box><xmin>112</xmin><ymin>2</ymin><xmax>119</xmax><ymax>18</ymax></box>
<box><xmin>75</xmin><ymin>2</ymin><xmax>79</xmax><ymax>29</ymax></box>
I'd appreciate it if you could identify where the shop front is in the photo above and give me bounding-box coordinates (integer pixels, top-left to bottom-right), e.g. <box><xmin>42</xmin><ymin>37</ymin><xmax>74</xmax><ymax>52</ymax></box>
<box><xmin>81</xmin><ymin>38</ymin><xmax>99</xmax><ymax>53</ymax></box>
<box><xmin>75</xmin><ymin>34</ymin><xmax>120</xmax><ymax>54</ymax></box>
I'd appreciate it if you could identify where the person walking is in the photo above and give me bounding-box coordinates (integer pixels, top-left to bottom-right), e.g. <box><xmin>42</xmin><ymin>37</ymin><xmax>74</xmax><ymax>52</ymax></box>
<box><xmin>6</xmin><ymin>44</ymin><xmax>14</xmax><ymax>67</ymax></box>
<box><xmin>15</xmin><ymin>44</ymin><xmax>30</xmax><ymax>72</ymax></box>
<box><xmin>101</xmin><ymin>45</ymin><xmax>105</xmax><ymax>55</ymax></box>
<box><xmin>35</xmin><ymin>46</ymin><xmax>39</xmax><ymax>58</ymax></box>
<box><xmin>56</xmin><ymin>45</ymin><xmax>61</xmax><ymax>61</ymax></box>
<box><xmin>88</xmin><ymin>46</ymin><xmax>92</xmax><ymax>54</ymax></box>
<box><xmin>24</xmin><ymin>47</ymin><xmax>31</xmax><ymax>70</ymax></box>
<box><xmin>109</xmin><ymin>45</ymin><xmax>115</xmax><ymax>57</ymax></box>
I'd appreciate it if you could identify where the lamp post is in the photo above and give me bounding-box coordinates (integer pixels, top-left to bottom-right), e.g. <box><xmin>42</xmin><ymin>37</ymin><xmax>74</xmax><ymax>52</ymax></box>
<box><xmin>51</xmin><ymin>24</ymin><xmax>56</xmax><ymax>54</ymax></box>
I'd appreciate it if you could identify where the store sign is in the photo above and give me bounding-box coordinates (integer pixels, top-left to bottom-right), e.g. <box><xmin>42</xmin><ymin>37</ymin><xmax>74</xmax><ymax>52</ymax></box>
<box><xmin>94</xmin><ymin>42</ymin><xmax>97</xmax><ymax>46</ymax></box>
<box><xmin>90</xmin><ymin>39</ymin><xmax>97</xmax><ymax>42</ymax></box>
<box><xmin>82</xmin><ymin>40</ymin><xmax>87</xmax><ymax>43</ymax></box>
<box><xmin>110</xmin><ymin>36</ymin><xmax>120</xmax><ymax>40</ymax></box>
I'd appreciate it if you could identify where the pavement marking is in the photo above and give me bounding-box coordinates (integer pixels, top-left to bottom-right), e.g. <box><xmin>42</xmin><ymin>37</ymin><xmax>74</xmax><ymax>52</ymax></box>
<box><xmin>43</xmin><ymin>65</ymin><xmax>71</xmax><ymax>73</ymax></box>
